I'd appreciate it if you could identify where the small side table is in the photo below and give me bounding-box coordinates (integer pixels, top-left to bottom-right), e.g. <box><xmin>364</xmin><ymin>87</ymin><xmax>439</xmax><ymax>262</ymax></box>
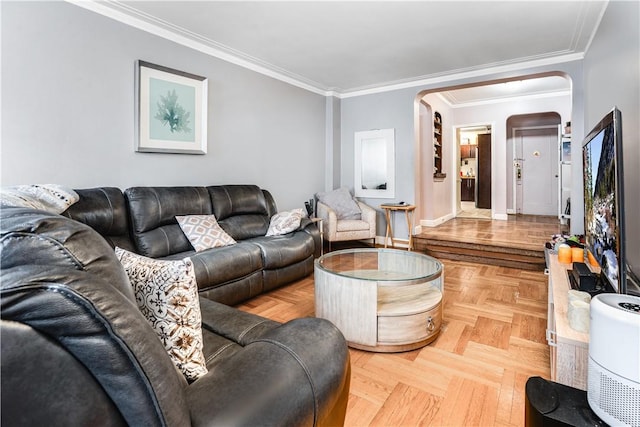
<box><xmin>309</xmin><ymin>217</ymin><xmax>324</xmax><ymax>255</ymax></box>
<box><xmin>380</xmin><ymin>204</ymin><xmax>416</xmax><ymax>250</ymax></box>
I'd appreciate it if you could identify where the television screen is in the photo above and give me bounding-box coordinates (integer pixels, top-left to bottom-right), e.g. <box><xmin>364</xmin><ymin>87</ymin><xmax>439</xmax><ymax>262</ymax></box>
<box><xmin>582</xmin><ymin>108</ymin><xmax>625</xmax><ymax>293</ymax></box>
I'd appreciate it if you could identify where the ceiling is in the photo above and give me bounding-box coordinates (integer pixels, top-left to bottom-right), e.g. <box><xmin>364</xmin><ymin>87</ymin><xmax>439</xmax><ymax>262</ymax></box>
<box><xmin>83</xmin><ymin>1</ymin><xmax>607</xmax><ymax>100</ymax></box>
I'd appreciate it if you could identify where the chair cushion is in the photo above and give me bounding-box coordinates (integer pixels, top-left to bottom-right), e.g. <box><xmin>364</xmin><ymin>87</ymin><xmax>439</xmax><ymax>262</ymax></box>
<box><xmin>336</xmin><ymin>219</ymin><xmax>371</xmax><ymax>232</ymax></box>
<box><xmin>316</xmin><ymin>187</ymin><xmax>361</xmax><ymax>220</ymax></box>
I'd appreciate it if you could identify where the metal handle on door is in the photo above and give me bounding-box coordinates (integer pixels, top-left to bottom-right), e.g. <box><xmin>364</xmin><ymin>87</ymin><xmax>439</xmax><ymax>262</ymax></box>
<box><xmin>514</xmin><ymin>159</ymin><xmax>523</xmax><ymax>180</ymax></box>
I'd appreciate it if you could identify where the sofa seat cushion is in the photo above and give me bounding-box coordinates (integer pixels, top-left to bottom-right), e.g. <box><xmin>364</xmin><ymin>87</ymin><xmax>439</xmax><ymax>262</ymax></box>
<box><xmin>336</xmin><ymin>219</ymin><xmax>371</xmax><ymax>232</ymax></box>
<box><xmin>249</xmin><ymin>233</ymin><xmax>315</xmax><ymax>269</ymax></box>
<box><xmin>164</xmin><ymin>242</ymin><xmax>263</xmax><ymax>291</ymax></box>
<box><xmin>198</xmin><ymin>297</ymin><xmax>281</xmax><ymax>370</ymax></box>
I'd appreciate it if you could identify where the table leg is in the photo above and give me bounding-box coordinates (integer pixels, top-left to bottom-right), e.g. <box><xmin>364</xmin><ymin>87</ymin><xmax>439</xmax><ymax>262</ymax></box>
<box><xmin>384</xmin><ymin>209</ymin><xmax>393</xmax><ymax>248</ymax></box>
<box><xmin>405</xmin><ymin>210</ymin><xmax>414</xmax><ymax>251</ymax></box>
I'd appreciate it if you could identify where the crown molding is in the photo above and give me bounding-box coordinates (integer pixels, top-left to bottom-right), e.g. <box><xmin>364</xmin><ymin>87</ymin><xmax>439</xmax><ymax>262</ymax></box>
<box><xmin>337</xmin><ymin>53</ymin><xmax>583</xmax><ymax>99</ymax></box>
<box><xmin>65</xmin><ymin>0</ymin><xmax>331</xmax><ymax>96</ymax></box>
<box><xmin>67</xmin><ymin>0</ymin><xmax>585</xmax><ymax>100</ymax></box>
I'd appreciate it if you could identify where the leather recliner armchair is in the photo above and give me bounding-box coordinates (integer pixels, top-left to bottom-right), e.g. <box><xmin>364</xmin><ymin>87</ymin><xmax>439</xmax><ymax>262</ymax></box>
<box><xmin>0</xmin><ymin>207</ymin><xmax>350</xmax><ymax>426</ymax></box>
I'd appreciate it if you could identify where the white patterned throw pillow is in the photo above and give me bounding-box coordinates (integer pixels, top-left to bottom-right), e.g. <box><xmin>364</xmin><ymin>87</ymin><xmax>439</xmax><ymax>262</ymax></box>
<box><xmin>115</xmin><ymin>247</ymin><xmax>208</xmax><ymax>382</ymax></box>
<box><xmin>176</xmin><ymin>215</ymin><xmax>236</xmax><ymax>252</ymax></box>
<box><xmin>266</xmin><ymin>208</ymin><xmax>306</xmax><ymax>236</ymax></box>
<box><xmin>0</xmin><ymin>184</ymin><xmax>79</xmax><ymax>214</ymax></box>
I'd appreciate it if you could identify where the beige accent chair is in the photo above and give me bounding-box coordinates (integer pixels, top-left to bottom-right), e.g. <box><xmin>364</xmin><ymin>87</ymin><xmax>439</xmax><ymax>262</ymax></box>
<box><xmin>316</xmin><ymin>200</ymin><xmax>377</xmax><ymax>251</ymax></box>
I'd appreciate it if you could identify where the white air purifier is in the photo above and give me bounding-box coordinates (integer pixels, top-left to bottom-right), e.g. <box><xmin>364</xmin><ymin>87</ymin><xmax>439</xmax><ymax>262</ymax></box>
<box><xmin>588</xmin><ymin>293</ymin><xmax>640</xmax><ymax>427</ymax></box>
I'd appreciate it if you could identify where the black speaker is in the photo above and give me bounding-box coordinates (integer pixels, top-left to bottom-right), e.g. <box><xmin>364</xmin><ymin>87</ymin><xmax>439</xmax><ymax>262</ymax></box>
<box><xmin>569</xmin><ymin>262</ymin><xmax>598</xmax><ymax>291</ymax></box>
<box><xmin>525</xmin><ymin>377</ymin><xmax>606</xmax><ymax>427</ymax></box>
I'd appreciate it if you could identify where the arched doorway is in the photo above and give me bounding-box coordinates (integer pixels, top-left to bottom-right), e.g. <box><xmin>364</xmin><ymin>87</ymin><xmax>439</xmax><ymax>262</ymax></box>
<box><xmin>414</xmin><ymin>73</ymin><xmax>572</xmax><ymax>231</ymax></box>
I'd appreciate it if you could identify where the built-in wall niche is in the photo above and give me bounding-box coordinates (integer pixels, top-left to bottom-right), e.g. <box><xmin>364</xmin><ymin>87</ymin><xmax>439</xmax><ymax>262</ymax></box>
<box><xmin>354</xmin><ymin>128</ymin><xmax>395</xmax><ymax>198</ymax></box>
<box><xmin>433</xmin><ymin>112</ymin><xmax>446</xmax><ymax>180</ymax></box>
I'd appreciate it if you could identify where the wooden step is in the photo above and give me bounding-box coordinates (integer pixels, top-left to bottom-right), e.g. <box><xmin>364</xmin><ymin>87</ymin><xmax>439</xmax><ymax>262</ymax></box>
<box><xmin>413</xmin><ymin>236</ymin><xmax>546</xmax><ymax>271</ymax></box>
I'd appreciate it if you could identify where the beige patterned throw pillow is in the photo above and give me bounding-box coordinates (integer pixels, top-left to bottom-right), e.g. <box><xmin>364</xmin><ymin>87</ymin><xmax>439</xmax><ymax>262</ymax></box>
<box><xmin>115</xmin><ymin>247</ymin><xmax>208</xmax><ymax>381</ymax></box>
<box><xmin>176</xmin><ymin>215</ymin><xmax>236</xmax><ymax>252</ymax></box>
<box><xmin>266</xmin><ymin>208</ymin><xmax>306</xmax><ymax>236</ymax></box>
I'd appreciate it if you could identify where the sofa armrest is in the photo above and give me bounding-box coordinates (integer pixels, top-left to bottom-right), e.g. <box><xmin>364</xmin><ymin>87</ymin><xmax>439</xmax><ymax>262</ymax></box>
<box><xmin>186</xmin><ymin>318</ymin><xmax>350</xmax><ymax>427</ymax></box>
<box><xmin>198</xmin><ymin>297</ymin><xmax>280</xmax><ymax>345</ymax></box>
<box><xmin>299</xmin><ymin>217</ymin><xmax>322</xmax><ymax>258</ymax></box>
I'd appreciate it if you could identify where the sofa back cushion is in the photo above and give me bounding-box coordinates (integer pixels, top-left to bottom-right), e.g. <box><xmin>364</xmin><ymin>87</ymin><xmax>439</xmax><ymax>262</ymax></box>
<box><xmin>62</xmin><ymin>187</ymin><xmax>136</xmax><ymax>251</ymax></box>
<box><xmin>125</xmin><ymin>187</ymin><xmax>211</xmax><ymax>258</ymax></box>
<box><xmin>0</xmin><ymin>208</ymin><xmax>191</xmax><ymax>427</ymax></box>
<box><xmin>207</xmin><ymin>185</ymin><xmax>276</xmax><ymax>240</ymax></box>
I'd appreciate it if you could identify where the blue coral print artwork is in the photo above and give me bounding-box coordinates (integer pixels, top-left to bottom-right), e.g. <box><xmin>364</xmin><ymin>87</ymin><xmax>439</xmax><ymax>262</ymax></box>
<box><xmin>149</xmin><ymin>77</ymin><xmax>196</xmax><ymax>142</ymax></box>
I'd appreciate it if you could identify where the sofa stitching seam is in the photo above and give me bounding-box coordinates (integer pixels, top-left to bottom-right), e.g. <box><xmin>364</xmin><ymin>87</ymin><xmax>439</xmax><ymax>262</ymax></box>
<box><xmin>237</xmin><ymin>319</ymin><xmax>273</xmax><ymax>342</ymax></box>
<box><xmin>206</xmin><ymin>343</ymin><xmax>234</xmax><ymax>363</ymax></box>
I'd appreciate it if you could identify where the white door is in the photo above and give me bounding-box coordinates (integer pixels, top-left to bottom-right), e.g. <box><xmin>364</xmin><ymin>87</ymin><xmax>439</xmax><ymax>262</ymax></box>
<box><xmin>515</xmin><ymin>128</ymin><xmax>559</xmax><ymax>215</ymax></box>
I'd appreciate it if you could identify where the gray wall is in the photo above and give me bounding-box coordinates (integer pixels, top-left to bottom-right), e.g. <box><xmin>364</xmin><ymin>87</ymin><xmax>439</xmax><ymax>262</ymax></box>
<box><xmin>583</xmin><ymin>0</ymin><xmax>640</xmax><ymax>279</ymax></box>
<box><xmin>1</xmin><ymin>1</ymin><xmax>326</xmax><ymax>210</ymax></box>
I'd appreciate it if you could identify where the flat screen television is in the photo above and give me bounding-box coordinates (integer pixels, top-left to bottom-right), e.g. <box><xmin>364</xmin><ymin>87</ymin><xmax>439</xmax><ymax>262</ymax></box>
<box><xmin>582</xmin><ymin>107</ymin><xmax>628</xmax><ymax>294</ymax></box>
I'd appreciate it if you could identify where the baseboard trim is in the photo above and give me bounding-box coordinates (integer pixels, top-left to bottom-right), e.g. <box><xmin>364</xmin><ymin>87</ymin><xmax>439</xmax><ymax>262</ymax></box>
<box><xmin>420</xmin><ymin>213</ymin><xmax>455</xmax><ymax>228</ymax></box>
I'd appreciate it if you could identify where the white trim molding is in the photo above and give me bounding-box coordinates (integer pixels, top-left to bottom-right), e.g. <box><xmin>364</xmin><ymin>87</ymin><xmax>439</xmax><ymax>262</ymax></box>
<box><xmin>65</xmin><ymin>0</ymin><xmax>587</xmax><ymax>99</ymax></box>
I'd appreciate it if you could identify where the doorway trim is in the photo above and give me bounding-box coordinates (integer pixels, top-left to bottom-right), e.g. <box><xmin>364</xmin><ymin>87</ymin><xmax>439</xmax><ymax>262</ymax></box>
<box><xmin>452</xmin><ymin>122</ymin><xmax>497</xmax><ymax>220</ymax></box>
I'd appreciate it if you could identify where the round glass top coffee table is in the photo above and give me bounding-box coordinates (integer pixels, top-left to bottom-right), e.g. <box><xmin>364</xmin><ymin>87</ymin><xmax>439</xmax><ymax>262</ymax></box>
<box><xmin>314</xmin><ymin>248</ymin><xmax>443</xmax><ymax>352</ymax></box>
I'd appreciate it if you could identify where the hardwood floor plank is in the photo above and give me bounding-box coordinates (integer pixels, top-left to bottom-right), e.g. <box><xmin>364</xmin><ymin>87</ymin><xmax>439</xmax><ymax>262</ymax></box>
<box><xmin>370</xmin><ymin>383</ymin><xmax>441</xmax><ymax>427</ymax></box>
<box><xmin>469</xmin><ymin>316</ymin><xmax>513</xmax><ymax>350</ymax></box>
<box><xmin>496</xmin><ymin>369</ymin><xmax>517</xmax><ymax>426</ymax></box>
<box><xmin>432</xmin><ymin>376</ymin><xmax>499</xmax><ymax>426</ymax></box>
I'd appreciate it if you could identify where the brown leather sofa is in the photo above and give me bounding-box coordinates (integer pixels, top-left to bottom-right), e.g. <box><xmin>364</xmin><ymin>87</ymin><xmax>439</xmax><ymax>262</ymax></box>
<box><xmin>62</xmin><ymin>185</ymin><xmax>321</xmax><ymax>305</ymax></box>
<box><xmin>0</xmin><ymin>206</ymin><xmax>350</xmax><ymax>426</ymax></box>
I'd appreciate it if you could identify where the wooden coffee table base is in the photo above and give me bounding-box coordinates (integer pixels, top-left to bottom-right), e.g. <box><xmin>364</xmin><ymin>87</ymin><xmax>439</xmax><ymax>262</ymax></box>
<box><xmin>315</xmin><ymin>249</ymin><xmax>444</xmax><ymax>353</ymax></box>
<box><xmin>348</xmin><ymin>331</ymin><xmax>441</xmax><ymax>353</ymax></box>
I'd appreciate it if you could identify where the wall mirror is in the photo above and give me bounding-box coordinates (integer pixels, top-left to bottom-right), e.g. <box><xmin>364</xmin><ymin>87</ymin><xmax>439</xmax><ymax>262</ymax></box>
<box><xmin>354</xmin><ymin>128</ymin><xmax>395</xmax><ymax>198</ymax></box>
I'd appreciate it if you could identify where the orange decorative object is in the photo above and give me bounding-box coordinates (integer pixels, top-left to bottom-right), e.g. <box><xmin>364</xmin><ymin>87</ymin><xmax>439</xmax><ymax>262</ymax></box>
<box><xmin>587</xmin><ymin>250</ymin><xmax>598</xmax><ymax>267</ymax></box>
<box><xmin>558</xmin><ymin>244</ymin><xmax>572</xmax><ymax>264</ymax></box>
<box><xmin>572</xmin><ymin>247</ymin><xmax>584</xmax><ymax>263</ymax></box>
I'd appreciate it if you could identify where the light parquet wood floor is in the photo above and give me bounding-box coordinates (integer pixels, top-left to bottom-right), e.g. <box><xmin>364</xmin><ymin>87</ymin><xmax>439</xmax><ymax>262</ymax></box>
<box><xmin>237</xmin><ymin>217</ymin><xmax>557</xmax><ymax>426</ymax></box>
<box><xmin>415</xmin><ymin>214</ymin><xmax>564</xmax><ymax>252</ymax></box>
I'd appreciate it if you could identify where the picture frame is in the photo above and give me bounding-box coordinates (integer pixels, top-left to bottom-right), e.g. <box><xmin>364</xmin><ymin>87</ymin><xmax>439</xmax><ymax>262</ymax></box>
<box><xmin>135</xmin><ymin>60</ymin><xmax>207</xmax><ymax>154</ymax></box>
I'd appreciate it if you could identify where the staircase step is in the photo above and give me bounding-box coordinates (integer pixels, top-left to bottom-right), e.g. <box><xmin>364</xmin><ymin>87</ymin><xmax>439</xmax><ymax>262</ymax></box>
<box><xmin>413</xmin><ymin>237</ymin><xmax>546</xmax><ymax>271</ymax></box>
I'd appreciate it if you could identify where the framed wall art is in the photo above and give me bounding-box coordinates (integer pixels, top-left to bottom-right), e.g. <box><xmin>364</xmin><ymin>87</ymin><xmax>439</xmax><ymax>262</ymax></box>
<box><xmin>135</xmin><ymin>60</ymin><xmax>208</xmax><ymax>154</ymax></box>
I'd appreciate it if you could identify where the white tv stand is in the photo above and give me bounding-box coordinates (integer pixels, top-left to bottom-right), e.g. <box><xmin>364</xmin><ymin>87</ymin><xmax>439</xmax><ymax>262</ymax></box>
<box><xmin>545</xmin><ymin>252</ymin><xmax>589</xmax><ymax>390</ymax></box>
